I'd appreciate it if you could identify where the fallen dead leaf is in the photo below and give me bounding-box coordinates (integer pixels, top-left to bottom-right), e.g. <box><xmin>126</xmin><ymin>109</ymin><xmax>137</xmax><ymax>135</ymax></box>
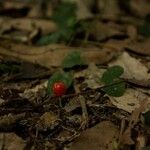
<box><xmin>74</xmin><ymin>63</ymin><xmax>105</xmax><ymax>89</ymax></box>
<box><xmin>119</xmin><ymin>98</ymin><xmax>150</xmax><ymax>146</ymax></box>
<box><xmin>0</xmin><ymin>17</ymin><xmax>57</xmax><ymax>35</ymax></box>
<box><xmin>130</xmin><ymin>0</ymin><xmax>150</xmax><ymax>17</ymax></box>
<box><xmin>88</xmin><ymin>21</ymin><xmax>124</xmax><ymax>41</ymax></box>
<box><xmin>67</xmin><ymin>121</ymin><xmax>119</xmax><ymax>150</ymax></box>
<box><xmin>126</xmin><ymin>38</ymin><xmax>150</xmax><ymax>56</ymax></box>
<box><xmin>99</xmin><ymin>0</ymin><xmax>121</xmax><ymax>20</ymax></box>
<box><xmin>109</xmin><ymin>88</ymin><xmax>150</xmax><ymax>113</ymax></box>
<box><xmin>0</xmin><ymin>133</ymin><xmax>26</xmax><ymax>150</ymax></box>
<box><xmin>72</xmin><ymin>0</ymin><xmax>93</xmax><ymax>19</ymax></box>
<box><xmin>0</xmin><ymin>42</ymin><xmax>119</xmax><ymax>68</ymax></box>
<box><xmin>37</xmin><ymin>112</ymin><xmax>60</xmax><ymax>131</ymax></box>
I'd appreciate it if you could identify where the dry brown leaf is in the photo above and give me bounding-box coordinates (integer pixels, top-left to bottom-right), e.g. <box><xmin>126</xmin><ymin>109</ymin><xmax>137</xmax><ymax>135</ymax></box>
<box><xmin>37</xmin><ymin>112</ymin><xmax>60</xmax><ymax>130</ymax></box>
<box><xmin>89</xmin><ymin>21</ymin><xmax>124</xmax><ymax>41</ymax></box>
<box><xmin>67</xmin><ymin>121</ymin><xmax>119</xmax><ymax>150</ymax></box>
<box><xmin>126</xmin><ymin>38</ymin><xmax>150</xmax><ymax>56</ymax></box>
<box><xmin>110</xmin><ymin>52</ymin><xmax>150</xmax><ymax>81</ymax></box>
<box><xmin>0</xmin><ymin>113</ymin><xmax>26</xmax><ymax>130</ymax></box>
<box><xmin>119</xmin><ymin>98</ymin><xmax>150</xmax><ymax>146</ymax></box>
<box><xmin>109</xmin><ymin>88</ymin><xmax>150</xmax><ymax>113</ymax></box>
<box><xmin>130</xmin><ymin>0</ymin><xmax>150</xmax><ymax>17</ymax></box>
<box><xmin>64</xmin><ymin>0</ymin><xmax>93</xmax><ymax>19</ymax></box>
<box><xmin>0</xmin><ymin>42</ymin><xmax>119</xmax><ymax>68</ymax></box>
<box><xmin>0</xmin><ymin>133</ymin><xmax>26</xmax><ymax>150</ymax></box>
<box><xmin>98</xmin><ymin>0</ymin><xmax>121</xmax><ymax>20</ymax></box>
<box><xmin>0</xmin><ymin>17</ymin><xmax>57</xmax><ymax>35</ymax></box>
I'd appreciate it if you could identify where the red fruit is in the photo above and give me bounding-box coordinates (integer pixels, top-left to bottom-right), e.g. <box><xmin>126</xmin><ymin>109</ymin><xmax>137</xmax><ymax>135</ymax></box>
<box><xmin>53</xmin><ymin>82</ymin><xmax>67</xmax><ymax>96</ymax></box>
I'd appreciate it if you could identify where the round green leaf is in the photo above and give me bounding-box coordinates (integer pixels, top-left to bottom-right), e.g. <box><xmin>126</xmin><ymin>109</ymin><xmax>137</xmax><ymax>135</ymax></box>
<box><xmin>143</xmin><ymin>110</ymin><xmax>150</xmax><ymax>125</ymax></box>
<box><xmin>62</xmin><ymin>51</ymin><xmax>85</xmax><ymax>68</ymax></box>
<box><xmin>101</xmin><ymin>65</ymin><xmax>124</xmax><ymax>84</ymax></box>
<box><xmin>102</xmin><ymin>79</ymin><xmax>126</xmax><ymax>97</ymax></box>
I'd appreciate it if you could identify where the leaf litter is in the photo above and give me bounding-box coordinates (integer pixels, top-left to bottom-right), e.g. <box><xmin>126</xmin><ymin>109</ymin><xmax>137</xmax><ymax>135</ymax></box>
<box><xmin>0</xmin><ymin>0</ymin><xmax>149</xmax><ymax>150</ymax></box>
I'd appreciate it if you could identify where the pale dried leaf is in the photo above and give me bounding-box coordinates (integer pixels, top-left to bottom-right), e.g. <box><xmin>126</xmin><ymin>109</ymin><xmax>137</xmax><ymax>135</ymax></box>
<box><xmin>74</xmin><ymin>63</ymin><xmax>105</xmax><ymax>89</ymax></box>
<box><xmin>0</xmin><ymin>42</ymin><xmax>119</xmax><ymax>68</ymax></box>
<box><xmin>109</xmin><ymin>88</ymin><xmax>150</xmax><ymax>113</ymax></box>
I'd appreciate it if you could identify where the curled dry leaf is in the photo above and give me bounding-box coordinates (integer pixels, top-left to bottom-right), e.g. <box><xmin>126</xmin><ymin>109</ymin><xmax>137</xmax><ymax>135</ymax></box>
<box><xmin>0</xmin><ymin>42</ymin><xmax>119</xmax><ymax>68</ymax></box>
<box><xmin>110</xmin><ymin>52</ymin><xmax>150</xmax><ymax>81</ymax></box>
<box><xmin>0</xmin><ymin>17</ymin><xmax>57</xmax><ymax>35</ymax></box>
<box><xmin>20</xmin><ymin>80</ymin><xmax>47</xmax><ymax>103</ymax></box>
<box><xmin>126</xmin><ymin>38</ymin><xmax>150</xmax><ymax>56</ymax></box>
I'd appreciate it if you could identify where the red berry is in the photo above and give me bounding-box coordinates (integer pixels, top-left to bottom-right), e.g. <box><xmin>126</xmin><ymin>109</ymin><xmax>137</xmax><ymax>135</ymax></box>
<box><xmin>53</xmin><ymin>82</ymin><xmax>67</xmax><ymax>96</ymax></box>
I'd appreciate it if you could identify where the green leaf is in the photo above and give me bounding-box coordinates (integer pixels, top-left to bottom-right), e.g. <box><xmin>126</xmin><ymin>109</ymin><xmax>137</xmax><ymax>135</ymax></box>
<box><xmin>142</xmin><ymin>147</ymin><xmax>150</xmax><ymax>150</ymax></box>
<box><xmin>102</xmin><ymin>79</ymin><xmax>126</xmax><ymax>97</ymax></box>
<box><xmin>139</xmin><ymin>16</ymin><xmax>150</xmax><ymax>37</ymax></box>
<box><xmin>47</xmin><ymin>71</ymin><xmax>73</xmax><ymax>95</ymax></box>
<box><xmin>62</xmin><ymin>51</ymin><xmax>85</xmax><ymax>68</ymax></box>
<box><xmin>52</xmin><ymin>2</ymin><xmax>77</xmax><ymax>28</ymax></box>
<box><xmin>139</xmin><ymin>22</ymin><xmax>150</xmax><ymax>37</ymax></box>
<box><xmin>101</xmin><ymin>65</ymin><xmax>124</xmax><ymax>84</ymax></box>
<box><xmin>143</xmin><ymin>110</ymin><xmax>150</xmax><ymax>125</ymax></box>
<box><xmin>0</xmin><ymin>64</ymin><xmax>20</xmax><ymax>75</ymax></box>
<box><xmin>37</xmin><ymin>33</ymin><xmax>60</xmax><ymax>45</ymax></box>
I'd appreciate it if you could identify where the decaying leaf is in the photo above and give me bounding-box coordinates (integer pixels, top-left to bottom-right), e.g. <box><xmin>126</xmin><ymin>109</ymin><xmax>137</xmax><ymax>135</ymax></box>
<box><xmin>0</xmin><ymin>133</ymin><xmax>26</xmax><ymax>150</ymax></box>
<box><xmin>20</xmin><ymin>80</ymin><xmax>47</xmax><ymax>102</ymax></box>
<box><xmin>74</xmin><ymin>63</ymin><xmax>105</xmax><ymax>89</ymax></box>
<box><xmin>37</xmin><ymin>112</ymin><xmax>60</xmax><ymax>131</ymax></box>
<box><xmin>67</xmin><ymin>121</ymin><xmax>119</xmax><ymax>150</ymax></box>
<box><xmin>119</xmin><ymin>99</ymin><xmax>150</xmax><ymax>146</ymax></box>
<box><xmin>109</xmin><ymin>88</ymin><xmax>150</xmax><ymax>113</ymax></box>
<box><xmin>126</xmin><ymin>38</ymin><xmax>150</xmax><ymax>56</ymax></box>
<box><xmin>0</xmin><ymin>42</ymin><xmax>119</xmax><ymax>68</ymax></box>
<box><xmin>0</xmin><ymin>17</ymin><xmax>57</xmax><ymax>35</ymax></box>
<box><xmin>0</xmin><ymin>113</ymin><xmax>26</xmax><ymax>130</ymax></box>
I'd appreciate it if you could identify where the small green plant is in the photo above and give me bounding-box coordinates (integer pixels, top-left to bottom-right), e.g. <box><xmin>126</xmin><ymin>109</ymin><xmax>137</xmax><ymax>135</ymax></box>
<box><xmin>101</xmin><ymin>65</ymin><xmax>126</xmax><ymax>97</ymax></box>
<box><xmin>47</xmin><ymin>70</ymin><xmax>73</xmax><ymax>95</ymax></box>
<box><xmin>139</xmin><ymin>16</ymin><xmax>150</xmax><ymax>37</ymax></box>
<box><xmin>0</xmin><ymin>63</ymin><xmax>20</xmax><ymax>76</ymax></box>
<box><xmin>62</xmin><ymin>51</ymin><xmax>85</xmax><ymax>69</ymax></box>
<box><xmin>37</xmin><ymin>1</ymin><xmax>79</xmax><ymax>45</ymax></box>
<box><xmin>143</xmin><ymin>110</ymin><xmax>150</xmax><ymax>125</ymax></box>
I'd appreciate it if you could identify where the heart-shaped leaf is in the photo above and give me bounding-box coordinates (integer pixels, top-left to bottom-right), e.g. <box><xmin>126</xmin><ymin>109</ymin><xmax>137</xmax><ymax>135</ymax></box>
<box><xmin>143</xmin><ymin>110</ymin><xmax>150</xmax><ymax>125</ymax></box>
<box><xmin>102</xmin><ymin>79</ymin><xmax>126</xmax><ymax>97</ymax></box>
<box><xmin>62</xmin><ymin>51</ymin><xmax>85</xmax><ymax>68</ymax></box>
<box><xmin>101</xmin><ymin>65</ymin><xmax>124</xmax><ymax>84</ymax></box>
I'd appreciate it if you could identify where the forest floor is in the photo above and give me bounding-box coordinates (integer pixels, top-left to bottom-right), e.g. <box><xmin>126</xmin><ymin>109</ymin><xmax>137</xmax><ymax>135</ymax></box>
<box><xmin>0</xmin><ymin>0</ymin><xmax>149</xmax><ymax>150</ymax></box>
